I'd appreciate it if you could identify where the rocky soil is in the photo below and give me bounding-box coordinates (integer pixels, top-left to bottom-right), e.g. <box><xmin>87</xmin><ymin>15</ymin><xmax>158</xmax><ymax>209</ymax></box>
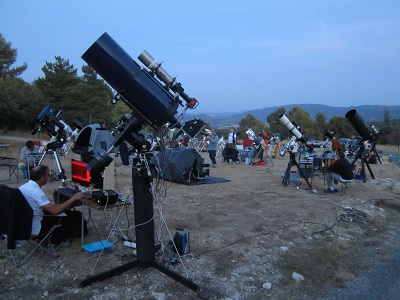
<box><xmin>1</xmin><ymin>148</ymin><xmax>400</xmax><ymax>299</ymax></box>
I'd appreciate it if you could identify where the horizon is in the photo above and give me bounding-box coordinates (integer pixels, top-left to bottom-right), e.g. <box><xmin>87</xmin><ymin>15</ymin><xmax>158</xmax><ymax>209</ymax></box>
<box><xmin>190</xmin><ymin>103</ymin><xmax>399</xmax><ymax>116</ymax></box>
<box><xmin>2</xmin><ymin>1</ymin><xmax>399</xmax><ymax>114</ymax></box>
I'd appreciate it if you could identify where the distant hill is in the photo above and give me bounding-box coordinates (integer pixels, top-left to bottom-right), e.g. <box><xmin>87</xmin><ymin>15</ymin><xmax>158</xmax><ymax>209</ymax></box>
<box><xmin>185</xmin><ymin>104</ymin><xmax>400</xmax><ymax>128</ymax></box>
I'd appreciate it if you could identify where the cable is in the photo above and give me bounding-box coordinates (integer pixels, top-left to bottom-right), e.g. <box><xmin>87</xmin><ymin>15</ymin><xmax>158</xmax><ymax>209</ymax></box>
<box><xmin>337</xmin><ymin>206</ymin><xmax>372</xmax><ymax>222</ymax></box>
<box><xmin>195</xmin><ymin>222</ymin><xmax>307</xmax><ymax>257</ymax></box>
<box><xmin>194</xmin><ymin>210</ymin><xmax>374</xmax><ymax>258</ymax></box>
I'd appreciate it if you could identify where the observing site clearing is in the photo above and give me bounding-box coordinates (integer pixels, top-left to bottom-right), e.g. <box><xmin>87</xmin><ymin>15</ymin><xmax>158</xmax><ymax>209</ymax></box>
<box><xmin>1</xmin><ymin>132</ymin><xmax>399</xmax><ymax>299</ymax></box>
<box><xmin>1</xmin><ymin>32</ymin><xmax>400</xmax><ymax>300</ymax></box>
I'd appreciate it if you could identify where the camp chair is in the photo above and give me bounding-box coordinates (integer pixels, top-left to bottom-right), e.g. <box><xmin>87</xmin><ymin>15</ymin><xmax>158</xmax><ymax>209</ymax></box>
<box><xmin>337</xmin><ymin>178</ymin><xmax>353</xmax><ymax>195</ymax></box>
<box><xmin>1</xmin><ymin>222</ymin><xmax>63</xmax><ymax>267</ymax></box>
<box><xmin>222</xmin><ymin>147</ymin><xmax>239</xmax><ymax>164</ymax></box>
<box><xmin>0</xmin><ymin>185</ymin><xmax>64</xmax><ymax>267</ymax></box>
<box><xmin>0</xmin><ymin>157</ymin><xmax>19</xmax><ymax>183</ymax></box>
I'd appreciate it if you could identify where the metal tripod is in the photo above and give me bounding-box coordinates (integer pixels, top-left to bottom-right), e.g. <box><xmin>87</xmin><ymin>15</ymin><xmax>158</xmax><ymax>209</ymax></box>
<box><xmin>81</xmin><ymin>157</ymin><xmax>203</xmax><ymax>296</ymax></box>
<box><xmin>254</xmin><ymin>146</ymin><xmax>274</xmax><ymax>166</ymax></box>
<box><xmin>38</xmin><ymin>149</ymin><xmax>66</xmax><ymax>181</ymax></box>
<box><xmin>351</xmin><ymin>143</ymin><xmax>381</xmax><ymax>183</ymax></box>
<box><xmin>282</xmin><ymin>152</ymin><xmax>312</xmax><ymax>188</ymax></box>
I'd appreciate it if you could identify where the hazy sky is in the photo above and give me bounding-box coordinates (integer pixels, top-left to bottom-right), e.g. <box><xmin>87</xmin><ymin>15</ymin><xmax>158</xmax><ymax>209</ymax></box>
<box><xmin>2</xmin><ymin>1</ymin><xmax>399</xmax><ymax>114</ymax></box>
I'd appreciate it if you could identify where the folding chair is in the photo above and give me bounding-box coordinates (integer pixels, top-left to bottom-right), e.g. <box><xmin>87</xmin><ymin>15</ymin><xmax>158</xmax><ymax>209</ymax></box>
<box><xmin>337</xmin><ymin>178</ymin><xmax>353</xmax><ymax>195</ymax></box>
<box><xmin>0</xmin><ymin>185</ymin><xmax>64</xmax><ymax>267</ymax></box>
<box><xmin>0</xmin><ymin>157</ymin><xmax>19</xmax><ymax>183</ymax></box>
<box><xmin>3</xmin><ymin>223</ymin><xmax>63</xmax><ymax>267</ymax></box>
<box><xmin>222</xmin><ymin>147</ymin><xmax>239</xmax><ymax>164</ymax></box>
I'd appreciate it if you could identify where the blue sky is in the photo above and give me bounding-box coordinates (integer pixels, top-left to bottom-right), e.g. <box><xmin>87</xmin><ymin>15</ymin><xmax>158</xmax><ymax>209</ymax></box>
<box><xmin>2</xmin><ymin>0</ymin><xmax>399</xmax><ymax>114</ymax></box>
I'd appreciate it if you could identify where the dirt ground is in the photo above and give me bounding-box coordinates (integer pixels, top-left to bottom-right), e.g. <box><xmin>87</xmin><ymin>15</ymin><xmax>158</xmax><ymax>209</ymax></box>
<box><xmin>1</xmin><ymin>145</ymin><xmax>400</xmax><ymax>299</ymax></box>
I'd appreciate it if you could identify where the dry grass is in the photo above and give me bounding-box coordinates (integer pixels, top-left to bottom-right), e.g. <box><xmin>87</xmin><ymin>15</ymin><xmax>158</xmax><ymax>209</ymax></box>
<box><xmin>1</xmin><ymin>131</ymin><xmax>400</xmax><ymax>299</ymax></box>
<box><xmin>272</xmin><ymin>197</ymin><xmax>400</xmax><ymax>299</ymax></box>
<box><xmin>279</xmin><ymin>240</ymin><xmax>365</xmax><ymax>285</ymax></box>
<box><xmin>378</xmin><ymin>144</ymin><xmax>400</xmax><ymax>153</ymax></box>
<box><xmin>0</xmin><ymin>135</ymin><xmax>29</xmax><ymax>157</ymax></box>
<box><xmin>376</xmin><ymin>199</ymin><xmax>400</xmax><ymax>211</ymax></box>
<box><xmin>0</xmin><ymin>132</ymin><xmax>56</xmax><ymax>158</ymax></box>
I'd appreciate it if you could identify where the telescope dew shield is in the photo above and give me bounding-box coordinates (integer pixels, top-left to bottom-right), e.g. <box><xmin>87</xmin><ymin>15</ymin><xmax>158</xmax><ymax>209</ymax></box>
<box><xmin>81</xmin><ymin>32</ymin><xmax>179</xmax><ymax>129</ymax></box>
<box><xmin>345</xmin><ymin>109</ymin><xmax>373</xmax><ymax>141</ymax></box>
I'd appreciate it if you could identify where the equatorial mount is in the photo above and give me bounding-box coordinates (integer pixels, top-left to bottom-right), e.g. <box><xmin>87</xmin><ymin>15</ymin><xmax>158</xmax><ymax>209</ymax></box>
<box><xmin>279</xmin><ymin>114</ymin><xmax>313</xmax><ymax>188</ymax></box>
<box><xmin>79</xmin><ymin>32</ymin><xmax>203</xmax><ymax>296</ymax></box>
<box><xmin>345</xmin><ymin>109</ymin><xmax>382</xmax><ymax>182</ymax></box>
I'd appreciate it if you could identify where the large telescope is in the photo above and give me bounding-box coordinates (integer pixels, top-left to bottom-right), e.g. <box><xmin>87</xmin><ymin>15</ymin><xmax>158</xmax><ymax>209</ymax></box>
<box><xmin>81</xmin><ymin>32</ymin><xmax>198</xmax><ymax>131</ymax></box>
<box><xmin>278</xmin><ymin>114</ymin><xmax>307</xmax><ymax>143</ymax></box>
<box><xmin>81</xmin><ymin>32</ymin><xmax>199</xmax><ymax>172</ymax></box>
<box><xmin>345</xmin><ymin>109</ymin><xmax>379</xmax><ymax>141</ymax></box>
<box><xmin>80</xmin><ymin>33</ymin><xmax>202</xmax><ymax>294</ymax></box>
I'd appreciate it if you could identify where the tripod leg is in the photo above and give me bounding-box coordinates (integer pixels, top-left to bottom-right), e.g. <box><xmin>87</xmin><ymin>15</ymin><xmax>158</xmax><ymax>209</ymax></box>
<box><xmin>373</xmin><ymin>149</ymin><xmax>383</xmax><ymax>164</ymax></box>
<box><xmin>282</xmin><ymin>155</ymin><xmax>293</xmax><ymax>186</ymax></box>
<box><xmin>360</xmin><ymin>156</ymin><xmax>367</xmax><ymax>183</ymax></box>
<box><xmin>266</xmin><ymin>151</ymin><xmax>274</xmax><ymax>166</ymax></box>
<box><xmin>364</xmin><ymin>160</ymin><xmax>375</xmax><ymax>180</ymax></box>
<box><xmin>293</xmin><ymin>160</ymin><xmax>312</xmax><ymax>189</ymax></box>
<box><xmin>52</xmin><ymin>151</ymin><xmax>66</xmax><ymax>180</ymax></box>
<box><xmin>254</xmin><ymin>148</ymin><xmax>263</xmax><ymax>164</ymax></box>
<box><xmin>38</xmin><ymin>150</ymin><xmax>47</xmax><ymax>165</ymax></box>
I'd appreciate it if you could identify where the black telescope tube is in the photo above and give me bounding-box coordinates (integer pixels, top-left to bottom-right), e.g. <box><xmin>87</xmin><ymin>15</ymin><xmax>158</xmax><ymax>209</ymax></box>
<box><xmin>82</xmin><ymin>32</ymin><xmax>179</xmax><ymax>129</ymax></box>
<box><xmin>345</xmin><ymin>109</ymin><xmax>372</xmax><ymax>140</ymax></box>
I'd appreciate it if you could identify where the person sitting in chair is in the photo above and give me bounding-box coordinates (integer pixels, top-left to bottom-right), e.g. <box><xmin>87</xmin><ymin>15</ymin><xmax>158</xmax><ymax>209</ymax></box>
<box><xmin>18</xmin><ymin>140</ymin><xmax>41</xmax><ymax>170</ymax></box>
<box><xmin>325</xmin><ymin>151</ymin><xmax>354</xmax><ymax>193</ymax></box>
<box><xmin>19</xmin><ymin>165</ymin><xmax>86</xmax><ymax>248</ymax></box>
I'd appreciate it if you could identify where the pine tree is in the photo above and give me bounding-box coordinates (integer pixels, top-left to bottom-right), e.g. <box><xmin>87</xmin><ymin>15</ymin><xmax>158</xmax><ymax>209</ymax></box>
<box><xmin>0</xmin><ymin>33</ymin><xmax>27</xmax><ymax>78</ymax></box>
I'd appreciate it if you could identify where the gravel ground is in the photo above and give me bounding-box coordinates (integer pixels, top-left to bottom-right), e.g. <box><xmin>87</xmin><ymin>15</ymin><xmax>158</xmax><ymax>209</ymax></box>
<box><xmin>1</xmin><ymin>146</ymin><xmax>400</xmax><ymax>299</ymax></box>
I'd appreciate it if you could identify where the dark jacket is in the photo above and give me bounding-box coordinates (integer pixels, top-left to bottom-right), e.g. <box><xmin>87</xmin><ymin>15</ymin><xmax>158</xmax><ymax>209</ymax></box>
<box><xmin>328</xmin><ymin>158</ymin><xmax>354</xmax><ymax>180</ymax></box>
<box><xmin>0</xmin><ymin>185</ymin><xmax>33</xmax><ymax>249</ymax></box>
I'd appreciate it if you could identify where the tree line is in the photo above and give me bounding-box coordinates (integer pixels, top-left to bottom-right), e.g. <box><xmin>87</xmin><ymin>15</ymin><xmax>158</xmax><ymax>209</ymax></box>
<box><xmin>224</xmin><ymin>106</ymin><xmax>398</xmax><ymax>146</ymax></box>
<box><xmin>0</xmin><ymin>33</ymin><xmax>129</xmax><ymax>133</ymax></box>
<box><xmin>1</xmin><ymin>33</ymin><xmax>398</xmax><ymax>146</ymax></box>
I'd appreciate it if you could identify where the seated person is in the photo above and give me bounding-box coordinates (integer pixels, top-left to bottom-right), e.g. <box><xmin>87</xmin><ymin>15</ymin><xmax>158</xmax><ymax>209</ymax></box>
<box><xmin>18</xmin><ymin>140</ymin><xmax>41</xmax><ymax>170</ymax></box>
<box><xmin>19</xmin><ymin>165</ymin><xmax>86</xmax><ymax>247</ymax></box>
<box><xmin>325</xmin><ymin>151</ymin><xmax>354</xmax><ymax>193</ymax></box>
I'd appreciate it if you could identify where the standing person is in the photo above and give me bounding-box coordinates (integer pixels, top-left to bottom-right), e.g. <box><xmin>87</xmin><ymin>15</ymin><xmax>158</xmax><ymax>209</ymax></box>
<box><xmin>227</xmin><ymin>128</ymin><xmax>236</xmax><ymax>148</ymax></box>
<box><xmin>208</xmin><ymin>128</ymin><xmax>219</xmax><ymax>168</ymax></box>
<box><xmin>325</xmin><ymin>151</ymin><xmax>354</xmax><ymax>193</ymax></box>
<box><xmin>18</xmin><ymin>140</ymin><xmax>41</xmax><ymax>170</ymax></box>
<box><xmin>19</xmin><ymin>165</ymin><xmax>86</xmax><ymax>247</ymax></box>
